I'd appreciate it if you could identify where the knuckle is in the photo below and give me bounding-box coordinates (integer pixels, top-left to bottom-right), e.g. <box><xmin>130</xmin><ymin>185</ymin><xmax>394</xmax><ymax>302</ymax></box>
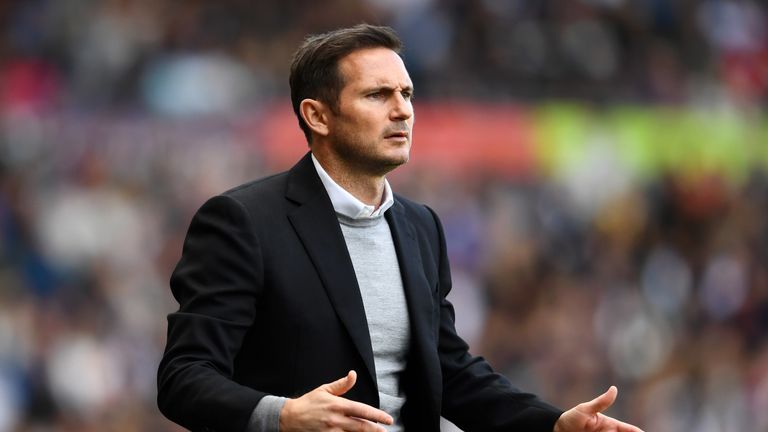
<box><xmin>322</xmin><ymin>414</ymin><xmax>340</xmax><ymax>429</ymax></box>
<box><xmin>328</xmin><ymin>399</ymin><xmax>344</xmax><ymax>412</ymax></box>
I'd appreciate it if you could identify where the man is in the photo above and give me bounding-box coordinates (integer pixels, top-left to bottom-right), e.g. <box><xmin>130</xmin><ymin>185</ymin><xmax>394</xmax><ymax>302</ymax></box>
<box><xmin>157</xmin><ymin>24</ymin><xmax>644</xmax><ymax>432</ymax></box>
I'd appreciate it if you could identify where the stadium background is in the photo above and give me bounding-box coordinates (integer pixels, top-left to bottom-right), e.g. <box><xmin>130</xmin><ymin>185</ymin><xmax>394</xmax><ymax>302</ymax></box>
<box><xmin>0</xmin><ymin>1</ymin><xmax>767</xmax><ymax>431</ymax></box>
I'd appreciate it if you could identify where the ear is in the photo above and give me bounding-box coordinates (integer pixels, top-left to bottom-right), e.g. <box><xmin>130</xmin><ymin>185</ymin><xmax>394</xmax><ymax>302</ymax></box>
<box><xmin>299</xmin><ymin>99</ymin><xmax>330</xmax><ymax>138</ymax></box>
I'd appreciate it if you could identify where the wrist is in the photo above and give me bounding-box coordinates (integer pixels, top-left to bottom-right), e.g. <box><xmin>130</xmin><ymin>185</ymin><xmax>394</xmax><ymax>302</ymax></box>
<box><xmin>278</xmin><ymin>398</ymin><xmax>293</xmax><ymax>431</ymax></box>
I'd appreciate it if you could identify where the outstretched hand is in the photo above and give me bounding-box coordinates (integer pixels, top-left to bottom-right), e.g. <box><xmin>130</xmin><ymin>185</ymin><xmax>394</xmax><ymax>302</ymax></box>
<box><xmin>279</xmin><ymin>370</ymin><xmax>393</xmax><ymax>432</ymax></box>
<box><xmin>554</xmin><ymin>386</ymin><xmax>644</xmax><ymax>432</ymax></box>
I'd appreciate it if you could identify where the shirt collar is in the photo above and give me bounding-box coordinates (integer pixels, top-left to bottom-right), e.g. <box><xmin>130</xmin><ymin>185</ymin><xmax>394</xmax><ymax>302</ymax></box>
<box><xmin>311</xmin><ymin>153</ymin><xmax>394</xmax><ymax>219</ymax></box>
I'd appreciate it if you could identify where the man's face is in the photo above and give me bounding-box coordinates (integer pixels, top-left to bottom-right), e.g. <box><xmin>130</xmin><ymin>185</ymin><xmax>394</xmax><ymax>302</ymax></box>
<box><xmin>325</xmin><ymin>47</ymin><xmax>414</xmax><ymax>176</ymax></box>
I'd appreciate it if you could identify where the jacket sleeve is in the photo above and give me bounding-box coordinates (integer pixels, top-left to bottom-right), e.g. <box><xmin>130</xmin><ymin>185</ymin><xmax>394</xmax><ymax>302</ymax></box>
<box><xmin>157</xmin><ymin>195</ymin><xmax>267</xmax><ymax>432</ymax></box>
<box><xmin>426</xmin><ymin>206</ymin><xmax>565</xmax><ymax>431</ymax></box>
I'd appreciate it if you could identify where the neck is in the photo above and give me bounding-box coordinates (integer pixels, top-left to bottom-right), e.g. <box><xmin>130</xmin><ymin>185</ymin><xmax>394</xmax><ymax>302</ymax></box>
<box><xmin>312</xmin><ymin>150</ymin><xmax>386</xmax><ymax>207</ymax></box>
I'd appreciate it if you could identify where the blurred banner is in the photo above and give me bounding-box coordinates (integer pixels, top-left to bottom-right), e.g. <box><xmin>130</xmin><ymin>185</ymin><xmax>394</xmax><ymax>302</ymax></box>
<box><xmin>260</xmin><ymin>101</ymin><xmax>768</xmax><ymax>181</ymax></box>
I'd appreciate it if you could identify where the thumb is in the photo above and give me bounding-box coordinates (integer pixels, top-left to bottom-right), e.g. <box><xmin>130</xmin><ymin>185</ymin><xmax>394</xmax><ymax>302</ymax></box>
<box><xmin>322</xmin><ymin>370</ymin><xmax>357</xmax><ymax>396</ymax></box>
<box><xmin>579</xmin><ymin>386</ymin><xmax>618</xmax><ymax>415</ymax></box>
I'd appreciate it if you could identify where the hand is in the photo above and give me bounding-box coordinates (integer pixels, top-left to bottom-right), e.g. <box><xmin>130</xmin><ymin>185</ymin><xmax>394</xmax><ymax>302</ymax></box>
<box><xmin>554</xmin><ymin>386</ymin><xmax>644</xmax><ymax>432</ymax></box>
<box><xmin>279</xmin><ymin>370</ymin><xmax>393</xmax><ymax>432</ymax></box>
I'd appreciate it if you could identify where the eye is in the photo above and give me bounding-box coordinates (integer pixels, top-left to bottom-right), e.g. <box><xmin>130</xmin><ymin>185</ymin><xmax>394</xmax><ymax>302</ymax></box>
<box><xmin>402</xmin><ymin>91</ymin><xmax>413</xmax><ymax>101</ymax></box>
<box><xmin>366</xmin><ymin>91</ymin><xmax>384</xmax><ymax>99</ymax></box>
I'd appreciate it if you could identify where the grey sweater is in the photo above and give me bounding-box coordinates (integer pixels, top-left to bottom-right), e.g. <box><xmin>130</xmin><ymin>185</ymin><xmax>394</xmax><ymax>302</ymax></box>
<box><xmin>338</xmin><ymin>212</ymin><xmax>411</xmax><ymax>431</ymax></box>
<box><xmin>248</xmin><ymin>211</ymin><xmax>411</xmax><ymax>432</ymax></box>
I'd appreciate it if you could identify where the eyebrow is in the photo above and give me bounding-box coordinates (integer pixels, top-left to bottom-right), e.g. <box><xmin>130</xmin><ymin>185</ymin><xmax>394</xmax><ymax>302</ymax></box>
<box><xmin>361</xmin><ymin>84</ymin><xmax>414</xmax><ymax>94</ymax></box>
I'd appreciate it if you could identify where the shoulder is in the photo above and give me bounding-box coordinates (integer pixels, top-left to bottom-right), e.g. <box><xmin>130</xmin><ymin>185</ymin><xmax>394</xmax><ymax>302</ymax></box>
<box><xmin>393</xmin><ymin>193</ymin><xmax>432</xmax><ymax>219</ymax></box>
<box><xmin>221</xmin><ymin>171</ymin><xmax>290</xmax><ymax>204</ymax></box>
<box><xmin>392</xmin><ymin>193</ymin><xmax>443</xmax><ymax>238</ymax></box>
<box><xmin>189</xmin><ymin>170</ymin><xmax>292</xmax><ymax>228</ymax></box>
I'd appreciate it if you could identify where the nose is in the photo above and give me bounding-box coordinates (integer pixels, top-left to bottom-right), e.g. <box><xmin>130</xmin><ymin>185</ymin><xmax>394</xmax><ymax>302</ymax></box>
<box><xmin>390</xmin><ymin>92</ymin><xmax>413</xmax><ymax>121</ymax></box>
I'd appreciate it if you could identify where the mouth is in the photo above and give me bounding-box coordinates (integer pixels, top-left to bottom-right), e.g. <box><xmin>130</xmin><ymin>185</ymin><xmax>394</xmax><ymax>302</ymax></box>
<box><xmin>384</xmin><ymin>131</ymin><xmax>409</xmax><ymax>140</ymax></box>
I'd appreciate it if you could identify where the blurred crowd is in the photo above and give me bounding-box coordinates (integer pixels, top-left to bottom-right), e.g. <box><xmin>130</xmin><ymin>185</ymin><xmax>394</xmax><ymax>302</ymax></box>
<box><xmin>0</xmin><ymin>0</ymin><xmax>767</xmax><ymax>431</ymax></box>
<box><xmin>1</xmin><ymin>0</ymin><xmax>767</xmax><ymax>114</ymax></box>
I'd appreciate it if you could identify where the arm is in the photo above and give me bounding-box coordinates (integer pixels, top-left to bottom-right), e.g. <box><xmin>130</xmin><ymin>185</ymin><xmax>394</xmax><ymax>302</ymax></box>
<box><xmin>425</xmin><ymin>206</ymin><xmax>643</xmax><ymax>432</ymax></box>
<box><xmin>426</xmin><ymin>206</ymin><xmax>564</xmax><ymax>431</ymax></box>
<box><xmin>158</xmin><ymin>195</ymin><xmax>393</xmax><ymax>432</ymax></box>
<box><xmin>157</xmin><ymin>195</ymin><xmax>267</xmax><ymax>431</ymax></box>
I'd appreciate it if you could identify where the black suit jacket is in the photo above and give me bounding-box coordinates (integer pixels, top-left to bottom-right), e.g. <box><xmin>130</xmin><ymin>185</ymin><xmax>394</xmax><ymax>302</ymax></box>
<box><xmin>157</xmin><ymin>153</ymin><xmax>562</xmax><ymax>431</ymax></box>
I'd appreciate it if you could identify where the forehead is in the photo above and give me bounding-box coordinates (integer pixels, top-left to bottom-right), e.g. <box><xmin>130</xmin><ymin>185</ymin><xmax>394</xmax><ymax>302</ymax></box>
<box><xmin>337</xmin><ymin>47</ymin><xmax>412</xmax><ymax>89</ymax></box>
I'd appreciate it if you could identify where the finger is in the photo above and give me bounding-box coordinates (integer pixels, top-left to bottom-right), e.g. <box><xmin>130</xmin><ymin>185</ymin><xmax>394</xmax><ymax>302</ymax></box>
<box><xmin>579</xmin><ymin>386</ymin><xmax>618</xmax><ymax>414</ymax></box>
<box><xmin>323</xmin><ymin>370</ymin><xmax>357</xmax><ymax>396</ymax></box>
<box><xmin>596</xmin><ymin>413</ymin><xmax>645</xmax><ymax>432</ymax></box>
<box><xmin>337</xmin><ymin>416</ymin><xmax>389</xmax><ymax>432</ymax></box>
<box><xmin>614</xmin><ymin>418</ymin><xmax>644</xmax><ymax>432</ymax></box>
<box><xmin>341</xmin><ymin>400</ymin><xmax>393</xmax><ymax>425</ymax></box>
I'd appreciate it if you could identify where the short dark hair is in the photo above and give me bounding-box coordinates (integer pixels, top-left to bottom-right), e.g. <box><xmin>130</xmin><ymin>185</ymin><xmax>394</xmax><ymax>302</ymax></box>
<box><xmin>289</xmin><ymin>24</ymin><xmax>403</xmax><ymax>144</ymax></box>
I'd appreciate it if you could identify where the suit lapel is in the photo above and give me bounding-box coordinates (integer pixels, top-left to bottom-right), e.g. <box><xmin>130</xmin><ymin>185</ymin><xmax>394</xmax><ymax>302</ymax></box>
<box><xmin>285</xmin><ymin>153</ymin><xmax>440</xmax><ymax>415</ymax></box>
<box><xmin>386</xmin><ymin>200</ymin><xmax>442</xmax><ymax>413</ymax></box>
<box><xmin>285</xmin><ymin>154</ymin><xmax>377</xmax><ymax>387</ymax></box>
<box><xmin>385</xmin><ymin>200</ymin><xmax>434</xmax><ymax>343</ymax></box>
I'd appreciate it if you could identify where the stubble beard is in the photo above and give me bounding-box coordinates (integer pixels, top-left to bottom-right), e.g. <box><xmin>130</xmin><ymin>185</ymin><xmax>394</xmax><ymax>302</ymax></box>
<box><xmin>332</xmin><ymin>128</ymin><xmax>410</xmax><ymax>178</ymax></box>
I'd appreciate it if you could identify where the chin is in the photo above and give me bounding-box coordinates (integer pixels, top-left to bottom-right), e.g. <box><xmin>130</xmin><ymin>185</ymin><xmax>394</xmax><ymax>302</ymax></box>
<box><xmin>386</xmin><ymin>152</ymin><xmax>410</xmax><ymax>167</ymax></box>
<box><xmin>387</xmin><ymin>145</ymin><xmax>410</xmax><ymax>163</ymax></box>
<box><xmin>370</xmin><ymin>153</ymin><xmax>409</xmax><ymax>175</ymax></box>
